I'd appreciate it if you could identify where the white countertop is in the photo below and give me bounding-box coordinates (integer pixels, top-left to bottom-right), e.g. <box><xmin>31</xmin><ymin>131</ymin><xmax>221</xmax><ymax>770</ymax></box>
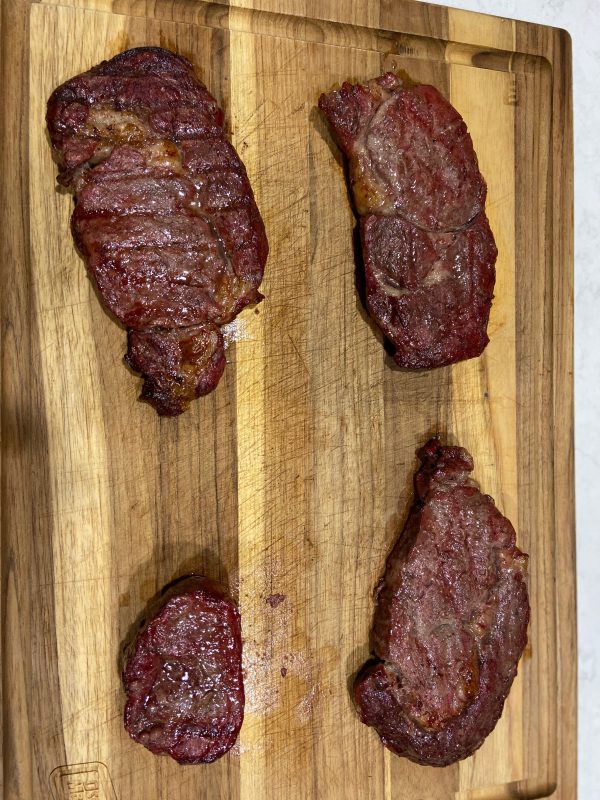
<box><xmin>416</xmin><ymin>0</ymin><xmax>596</xmax><ymax>796</ymax></box>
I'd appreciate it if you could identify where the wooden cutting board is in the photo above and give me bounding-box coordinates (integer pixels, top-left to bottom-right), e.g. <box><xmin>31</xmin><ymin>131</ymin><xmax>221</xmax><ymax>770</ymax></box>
<box><xmin>0</xmin><ymin>0</ymin><xmax>575</xmax><ymax>798</ymax></box>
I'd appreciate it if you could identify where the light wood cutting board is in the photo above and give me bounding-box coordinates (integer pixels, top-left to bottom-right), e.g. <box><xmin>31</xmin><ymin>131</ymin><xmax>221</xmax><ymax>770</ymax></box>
<box><xmin>0</xmin><ymin>0</ymin><xmax>575</xmax><ymax>798</ymax></box>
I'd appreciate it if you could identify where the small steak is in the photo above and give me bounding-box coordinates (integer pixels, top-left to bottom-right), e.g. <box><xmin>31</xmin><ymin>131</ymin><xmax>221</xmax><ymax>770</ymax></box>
<box><xmin>47</xmin><ymin>47</ymin><xmax>268</xmax><ymax>415</ymax></box>
<box><xmin>354</xmin><ymin>439</ymin><xmax>529</xmax><ymax>766</ymax></box>
<box><xmin>123</xmin><ymin>576</ymin><xmax>244</xmax><ymax>764</ymax></box>
<box><xmin>319</xmin><ymin>74</ymin><xmax>497</xmax><ymax>368</ymax></box>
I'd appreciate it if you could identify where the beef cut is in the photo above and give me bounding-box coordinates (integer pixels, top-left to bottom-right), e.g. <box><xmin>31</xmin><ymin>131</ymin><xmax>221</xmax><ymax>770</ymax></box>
<box><xmin>319</xmin><ymin>74</ymin><xmax>497</xmax><ymax>368</ymax></box>
<box><xmin>47</xmin><ymin>47</ymin><xmax>268</xmax><ymax>415</ymax></box>
<box><xmin>354</xmin><ymin>439</ymin><xmax>529</xmax><ymax>766</ymax></box>
<box><xmin>123</xmin><ymin>575</ymin><xmax>244</xmax><ymax>764</ymax></box>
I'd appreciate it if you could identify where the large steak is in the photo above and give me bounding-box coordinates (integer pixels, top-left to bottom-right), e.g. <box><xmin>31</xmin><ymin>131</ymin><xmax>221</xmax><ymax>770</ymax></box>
<box><xmin>123</xmin><ymin>576</ymin><xmax>244</xmax><ymax>764</ymax></box>
<box><xmin>47</xmin><ymin>47</ymin><xmax>268</xmax><ymax>415</ymax></box>
<box><xmin>319</xmin><ymin>74</ymin><xmax>497</xmax><ymax>368</ymax></box>
<box><xmin>354</xmin><ymin>439</ymin><xmax>529</xmax><ymax>766</ymax></box>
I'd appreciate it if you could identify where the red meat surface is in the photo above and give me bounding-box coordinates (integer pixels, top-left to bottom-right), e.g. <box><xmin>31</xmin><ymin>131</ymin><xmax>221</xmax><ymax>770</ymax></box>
<box><xmin>123</xmin><ymin>576</ymin><xmax>244</xmax><ymax>764</ymax></box>
<box><xmin>47</xmin><ymin>47</ymin><xmax>268</xmax><ymax>415</ymax></box>
<box><xmin>319</xmin><ymin>74</ymin><xmax>496</xmax><ymax>368</ymax></box>
<box><xmin>354</xmin><ymin>439</ymin><xmax>529</xmax><ymax>766</ymax></box>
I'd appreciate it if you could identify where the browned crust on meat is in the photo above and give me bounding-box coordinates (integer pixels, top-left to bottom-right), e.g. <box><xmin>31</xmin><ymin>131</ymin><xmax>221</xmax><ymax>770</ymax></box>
<box><xmin>318</xmin><ymin>74</ymin><xmax>496</xmax><ymax>369</ymax></box>
<box><xmin>46</xmin><ymin>47</ymin><xmax>268</xmax><ymax>415</ymax></box>
<box><xmin>354</xmin><ymin>439</ymin><xmax>529</xmax><ymax>766</ymax></box>
<box><xmin>123</xmin><ymin>575</ymin><xmax>244</xmax><ymax>764</ymax></box>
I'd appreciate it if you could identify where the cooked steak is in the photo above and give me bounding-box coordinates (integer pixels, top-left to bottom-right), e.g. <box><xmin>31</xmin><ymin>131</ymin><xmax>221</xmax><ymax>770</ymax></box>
<box><xmin>318</xmin><ymin>74</ymin><xmax>496</xmax><ymax>368</ymax></box>
<box><xmin>47</xmin><ymin>47</ymin><xmax>268</xmax><ymax>415</ymax></box>
<box><xmin>354</xmin><ymin>439</ymin><xmax>529</xmax><ymax>766</ymax></box>
<box><xmin>123</xmin><ymin>576</ymin><xmax>244</xmax><ymax>764</ymax></box>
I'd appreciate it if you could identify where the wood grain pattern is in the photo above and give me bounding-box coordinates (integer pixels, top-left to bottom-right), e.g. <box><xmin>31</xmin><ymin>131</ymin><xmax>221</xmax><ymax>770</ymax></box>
<box><xmin>0</xmin><ymin>0</ymin><xmax>575</xmax><ymax>798</ymax></box>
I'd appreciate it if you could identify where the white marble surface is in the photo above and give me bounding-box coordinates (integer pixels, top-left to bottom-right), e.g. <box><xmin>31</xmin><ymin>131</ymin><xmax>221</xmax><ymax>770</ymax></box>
<box><xmin>413</xmin><ymin>0</ymin><xmax>597</xmax><ymax>796</ymax></box>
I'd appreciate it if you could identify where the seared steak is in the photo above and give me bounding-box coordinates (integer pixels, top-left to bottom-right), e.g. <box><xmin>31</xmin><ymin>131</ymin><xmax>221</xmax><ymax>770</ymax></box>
<box><xmin>123</xmin><ymin>576</ymin><xmax>244</xmax><ymax>764</ymax></box>
<box><xmin>47</xmin><ymin>47</ymin><xmax>268</xmax><ymax>415</ymax></box>
<box><xmin>354</xmin><ymin>439</ymin><xmax>529</xmax><ymax>766</ymax></box>
<box><xmin>319</xmin><ymin>74</ymin><xmax>496</xmax><ymax>368</ymax></box>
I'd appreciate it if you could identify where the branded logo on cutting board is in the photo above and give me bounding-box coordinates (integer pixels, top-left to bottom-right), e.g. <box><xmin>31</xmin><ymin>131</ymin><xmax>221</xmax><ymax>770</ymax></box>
<box><xmin>49</xmin><ymin>762</ymin><xmax>117</xmax><ymax>800</ymax></box>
